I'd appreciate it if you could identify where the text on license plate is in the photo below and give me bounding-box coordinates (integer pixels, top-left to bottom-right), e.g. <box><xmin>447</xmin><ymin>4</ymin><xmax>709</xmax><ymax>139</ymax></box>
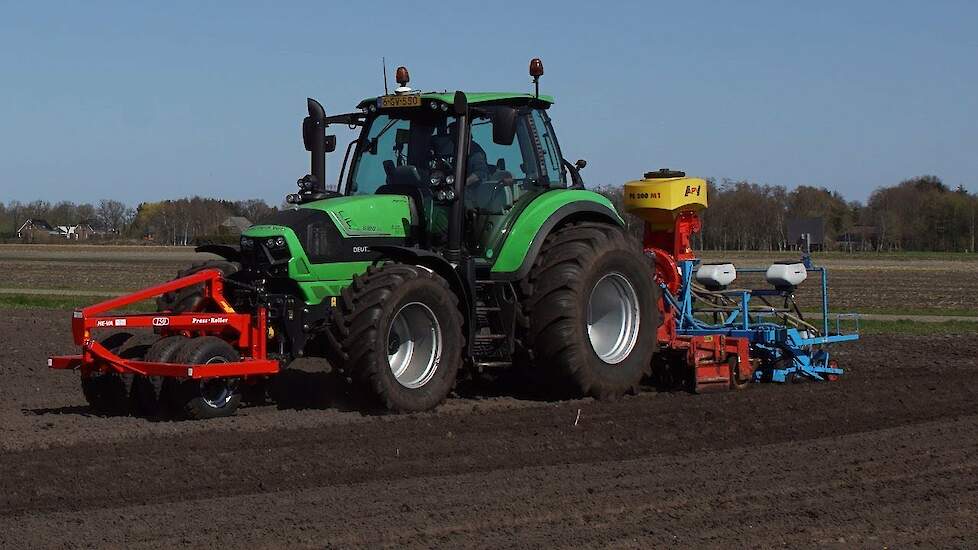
<box><xmin>379</xmin><ymin>95</ymin><xmax>421</xmax><ymax>108</ymax></box>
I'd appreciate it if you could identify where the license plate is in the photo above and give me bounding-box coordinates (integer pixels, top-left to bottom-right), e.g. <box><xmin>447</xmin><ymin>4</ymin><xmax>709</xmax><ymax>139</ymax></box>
<box><xmin>379</xmin><ymin>94</ymin><xmax>421</xmax><ymax>108</ymax></box>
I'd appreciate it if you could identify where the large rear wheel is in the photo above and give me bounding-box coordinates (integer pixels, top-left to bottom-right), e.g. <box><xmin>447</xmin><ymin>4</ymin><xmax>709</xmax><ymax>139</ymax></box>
<box><xmin>329</xmin><ymin>264</ymin><xmax>464</xmax><ymax>413</ymax></box>
<box><xmin>519</xmin><ymin>222</ymin><xmax>659</xmax><ymax>400</ymax></box>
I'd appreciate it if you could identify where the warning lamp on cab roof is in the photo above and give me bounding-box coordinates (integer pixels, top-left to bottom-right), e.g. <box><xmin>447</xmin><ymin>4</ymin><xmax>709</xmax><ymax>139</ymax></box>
<box><xmin>395</xmin><ymin>66</ymin><xmax>410</xmax><ymax>86</ymax></box>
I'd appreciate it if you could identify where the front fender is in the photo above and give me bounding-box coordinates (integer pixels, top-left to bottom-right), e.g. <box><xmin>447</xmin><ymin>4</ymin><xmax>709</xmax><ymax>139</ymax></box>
<box><xmin>489</xmin><ymin>190</ymin><xmax>623</xmax><ymax>280</ymax></box>
<box><xmin>195</xmin><ymin>244</ymin><xmax>240</xmax><ymax>262</ymax></box>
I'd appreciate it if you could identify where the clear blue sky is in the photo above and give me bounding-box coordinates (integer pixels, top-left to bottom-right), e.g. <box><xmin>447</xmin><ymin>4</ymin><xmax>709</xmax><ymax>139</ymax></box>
<box><xmin>1</xmin><ymin>0</ymin><xmax>976</xmax><ymax>206</ymax></box>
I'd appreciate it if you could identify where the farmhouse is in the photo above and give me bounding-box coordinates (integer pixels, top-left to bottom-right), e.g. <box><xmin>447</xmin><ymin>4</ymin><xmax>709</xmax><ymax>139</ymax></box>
<box><xmin>17</xmin><ymin>219</ymin><xmax>98</xmax><ymax>242</ymax></box>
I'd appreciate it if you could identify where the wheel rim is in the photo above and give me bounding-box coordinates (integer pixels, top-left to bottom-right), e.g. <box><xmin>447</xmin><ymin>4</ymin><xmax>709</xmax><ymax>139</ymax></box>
<box><xmin>200</xmin><ymin>356</ymin><xmax>234</xmax><ymax>408</ymax></box>
<box><xmin>387</xmin><ymin>302</ymin><xmax>442</xmax><ymax>389</ymax></box>
<box><xmin>587</xmin><ymin>272</ymin><xmax>641</xmax><ymax>364</ymax></box>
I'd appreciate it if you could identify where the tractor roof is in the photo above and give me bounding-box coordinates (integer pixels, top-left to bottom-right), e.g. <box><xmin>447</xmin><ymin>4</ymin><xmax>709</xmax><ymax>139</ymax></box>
<box><xmin>356</xmin><ymin>91</ymin><xmax>554</xmax><ymax>109</ymax></box>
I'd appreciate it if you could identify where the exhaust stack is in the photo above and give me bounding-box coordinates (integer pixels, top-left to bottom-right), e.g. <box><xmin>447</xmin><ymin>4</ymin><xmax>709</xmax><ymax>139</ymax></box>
<box><xmin>290</xmin><ymin>98</ymin><xmax>334</xmax><ymax>204</ymax></box>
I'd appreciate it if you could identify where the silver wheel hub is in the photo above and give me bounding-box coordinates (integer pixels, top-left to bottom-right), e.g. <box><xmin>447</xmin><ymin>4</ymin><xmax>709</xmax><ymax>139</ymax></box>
<box><xmin>587</xmin><ymin>272</ymin><xmax>641</xmax><ymax>364</ymax></box>
<box><xmin>201</xmin><ymin>357</ymin><xmax>234</xmax><ymax>408</ymax></box>
<box><xmin>387</xmin><ymin>302</ymin><xmax>442</xmax><ymax>388</ymax></box>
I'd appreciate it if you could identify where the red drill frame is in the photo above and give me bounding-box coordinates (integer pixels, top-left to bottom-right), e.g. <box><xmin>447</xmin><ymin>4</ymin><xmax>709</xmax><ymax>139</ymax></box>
<box><xmin>646</xmin><ymin>210</ymin><xmax>754</xmax><ymax>392</ymax></box>
<box><xmin>48</xmin><ymin>269</ymin><xmax>279</xmax><ymax>379</ymax></box>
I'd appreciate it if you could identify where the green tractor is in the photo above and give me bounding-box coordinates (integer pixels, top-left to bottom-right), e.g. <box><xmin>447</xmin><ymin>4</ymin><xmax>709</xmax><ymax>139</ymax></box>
<box><xmin>163</xmin><ymin>60</ymin><xmax>659</xmax><ymax>413</ymax></box>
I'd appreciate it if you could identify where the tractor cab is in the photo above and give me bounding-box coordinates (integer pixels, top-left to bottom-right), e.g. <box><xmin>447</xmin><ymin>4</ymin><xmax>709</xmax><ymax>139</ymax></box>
<box><xmin>342</xmin><ymin>92</ymin><xmax>568</xmax><ymax>253</ymax></box>
<box><xmin>279</xmin><ymin>62</ymin><xmax>588</xmax><ymax>262</ymax></box>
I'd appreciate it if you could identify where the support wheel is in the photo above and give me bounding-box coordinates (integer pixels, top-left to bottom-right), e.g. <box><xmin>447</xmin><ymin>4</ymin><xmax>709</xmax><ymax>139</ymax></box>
<box><xmin>329</xmin><ymin>263</ymin><xmax>464</xmax><ymax>413</ymax></box>
<box><xmin>134</xmin><ymin>335</ymin><xmax>187</xmax><ymax>417</ymax></box>
<box><xmin>80</xmin><ymin>331</ymin><xmax>150</xmax><ymax>416</ymax></box>
<box><xmin>729</xmin><ymin>355</ymin><xmax>750</xmax><ymax>390</ymax></box>
<box><xmin>519</xmin><ymin>222</ymin><xmax>659</xmax><ymax>400</ymax></box>
<box><xmin>170</xmin><ymin>337</ymin><xmax>242</xmax><ymax>420</ymax></box>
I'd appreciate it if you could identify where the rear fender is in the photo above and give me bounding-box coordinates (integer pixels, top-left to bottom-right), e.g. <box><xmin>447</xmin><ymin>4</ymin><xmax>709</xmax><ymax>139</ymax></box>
<box><xmin>489</xmin><ymin>190</ymin><xmax>623</xmax><ymax>280</ymax></box>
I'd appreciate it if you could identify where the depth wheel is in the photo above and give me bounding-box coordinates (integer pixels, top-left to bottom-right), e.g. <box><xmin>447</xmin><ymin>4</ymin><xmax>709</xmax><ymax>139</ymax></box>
<box><xmin>329</xmin><ymin>263</ymin><xmax>464</xmax><ymax>413</ymax></box>
<box><xmin>729</xmin><ymin>355</ymin><xmax>750</xmax><ymax>390</ymax></box>
<box><xmin>519</xmin><ymin>222</ymin><xmax>659</xmax><ymax>400</ymax></box>
<box><xmin>134</xmin><ymin>335</ymin><xmax>187</xmax><ymax>417</ymax></box>
<box><xmin>170</xmin><ymin>337</ymin><xmax>242</xmax><ymax>420</ymax></box>
<box><xmin>80</xmin><ymin>331</ymin><xmax>150</xmax><ymax>416</ymax></box>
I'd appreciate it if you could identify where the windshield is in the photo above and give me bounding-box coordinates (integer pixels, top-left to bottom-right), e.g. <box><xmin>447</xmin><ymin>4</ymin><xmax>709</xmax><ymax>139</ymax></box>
<box><xmin>348</xmin><ymin>111</ymin><xmax>456</xmax><ymax>195</ymax></box>
<box><xmin>346</xmin><ymin>107</ymin><xmax>549</xmax><ymax>196</ymax></box>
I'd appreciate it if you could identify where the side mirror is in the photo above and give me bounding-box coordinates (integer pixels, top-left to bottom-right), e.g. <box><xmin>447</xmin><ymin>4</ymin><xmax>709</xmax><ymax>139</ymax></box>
<box><xmin>302</xmin><ymin>117</ymin><xmax>316</xmax><ymax>152</ymax></box>
<box><xmin>575</xmin><ymin>159</ymin><xmax>587</xmax><ymax>170</ymax></box>
<box><xmin>491</xmin><ymin>107</ymin><xmax>518</xmax><ymax>146</ymax></box>
<box><xmin>303</xmin><ymin>125</ymin><xmax>335</xmax><ymax>152</ymax></box>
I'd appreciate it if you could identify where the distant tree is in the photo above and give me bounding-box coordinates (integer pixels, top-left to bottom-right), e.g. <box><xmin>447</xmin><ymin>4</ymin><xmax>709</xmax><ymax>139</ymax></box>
<box><xmin>233</xmin><ymin>199</ymin><xmax>278</xmax><ymax>224</ymax></box>
<box><xmin>49</xmin><ymin>201</ymin><xmax>79</xmax><ymax>226</ymax></box>
<box><xmin>97</xmin><ymin>199</ymin><xmax>130</xmax><ymax>234</ymax></box>
<box><xmin>76</xmin><ymin>202</ymin><xmax>97</xmax><ymax>224</ymax></box>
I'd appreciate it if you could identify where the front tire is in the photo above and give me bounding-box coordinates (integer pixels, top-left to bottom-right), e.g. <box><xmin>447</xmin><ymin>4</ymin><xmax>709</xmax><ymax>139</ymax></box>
<box><xmin>519</xmin><ymin>222</ymin><xmax>659</xmax><ymax>400</ymax></box>
<box><xmin>329</xmin><ymin>264</ymin><xmax>464</xmax><ymax>413</ymax></box>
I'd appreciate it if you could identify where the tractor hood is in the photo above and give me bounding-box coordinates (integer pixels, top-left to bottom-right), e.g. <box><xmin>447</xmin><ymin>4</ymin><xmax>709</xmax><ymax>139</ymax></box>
<box><xmin>295</xmin><ymin>195</ymin><xmax>413</xmax><ymax>238</ymax></box>
<box><xmin>241</xmin><ymin>194</ymin><xmax>412</xmax><ymax>271</ymax></box>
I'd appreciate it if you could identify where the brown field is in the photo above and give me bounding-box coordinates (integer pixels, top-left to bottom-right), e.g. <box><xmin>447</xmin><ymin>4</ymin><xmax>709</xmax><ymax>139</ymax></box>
<box><xmin>3</xmin><ymin>244</ymin><xmax>975</xmax><ymax>315</ymax></box>
<box><xmin>1</xmin><ymin>245</ymin><xmax>978</xmax><ymax>547</ymax></box>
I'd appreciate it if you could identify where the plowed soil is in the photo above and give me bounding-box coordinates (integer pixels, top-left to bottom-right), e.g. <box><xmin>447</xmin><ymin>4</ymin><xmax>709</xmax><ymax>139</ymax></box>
<box><xmin>2</xmin><ymin>308</ymin><xmax>978</xmax><ymax>548</ymax></box>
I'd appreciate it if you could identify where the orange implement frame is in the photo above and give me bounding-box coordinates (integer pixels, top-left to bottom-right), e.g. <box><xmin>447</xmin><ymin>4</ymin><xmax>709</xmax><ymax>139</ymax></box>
<box><xmin>48</xmin><ymin>269</ymin><xmax>280</xmax><ymax>380</ymax></box>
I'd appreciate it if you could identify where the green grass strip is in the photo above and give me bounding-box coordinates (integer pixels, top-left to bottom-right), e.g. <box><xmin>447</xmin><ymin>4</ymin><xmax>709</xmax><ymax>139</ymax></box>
<box><xmin>0</xmin><ymin>294</ymin><xmax>153</xmax><ymax>312</ymax></box>
<box><xmin>849</xmin><ymin>319</ymin><xmax>978</xmax><ymax>336</ymax></box>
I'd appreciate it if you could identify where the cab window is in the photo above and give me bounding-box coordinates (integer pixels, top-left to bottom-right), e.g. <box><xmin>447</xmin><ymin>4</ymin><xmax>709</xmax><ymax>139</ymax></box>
<box><xmin>531</xmin><ymin>109</ymin><xmax>565</xmax><ymax>186</ymax></box>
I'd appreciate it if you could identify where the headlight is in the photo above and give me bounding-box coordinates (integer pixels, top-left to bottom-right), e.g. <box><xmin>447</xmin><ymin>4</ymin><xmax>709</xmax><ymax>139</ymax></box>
<box><xmin>240</xmin><ymin>237</ymin><xmax>254</xmax><ymax>250</ymax></box>
<box><xmin>265</xmin><ymin>236</ymin><xmax>287</xmax><ymax>249</ymax></box>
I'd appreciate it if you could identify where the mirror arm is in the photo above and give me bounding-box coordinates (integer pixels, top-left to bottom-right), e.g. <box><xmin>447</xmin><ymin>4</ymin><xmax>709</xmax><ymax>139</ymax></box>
<box><xmin>563</xmin><ymin>158</ymin><xmax>585</xmax><ymax>189</ymax></box>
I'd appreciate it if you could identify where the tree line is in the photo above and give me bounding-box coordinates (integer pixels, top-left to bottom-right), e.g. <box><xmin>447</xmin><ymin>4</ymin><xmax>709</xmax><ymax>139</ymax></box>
<box><xmin>0</xmin><ymin>197</ymin><xmax>279</xmax><ymax>245</ymax></box>
<box><xmin>596</xmin><ymin>175</ymin><xmax>977</xmax><ymax>252</ymax></box>
<box><xmin>2</xmin><ymin>174</ymin><xmax>975</xmax><ymax>251</ymax></box>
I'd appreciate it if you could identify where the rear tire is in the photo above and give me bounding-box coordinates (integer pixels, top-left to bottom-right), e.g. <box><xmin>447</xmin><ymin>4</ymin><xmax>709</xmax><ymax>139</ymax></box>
<box><xmin>329</xmin><ymin>263</ymin><xmax>464</xmax><ymax>413</ymax></box>
<box><xmin>519</xmin><ymin>222</ymin><xmax>658</xmax><ymax>400</ymax></box>
<box><xmin>170</xmin><ymin>337</ymin><xmax>242</xmax><ymax>420</ymax></box>
<box><xmin>156</xmin><ymin>260</ymin><xmax>240</xmax><ymax>313</ymax></box>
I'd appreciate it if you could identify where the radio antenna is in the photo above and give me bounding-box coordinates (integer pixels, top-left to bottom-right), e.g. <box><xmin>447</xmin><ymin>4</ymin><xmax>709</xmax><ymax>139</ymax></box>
<box><xmin>382</xmin><ymin>57</ymin><xmax>389</xmax><ymax>95</ymax></box>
